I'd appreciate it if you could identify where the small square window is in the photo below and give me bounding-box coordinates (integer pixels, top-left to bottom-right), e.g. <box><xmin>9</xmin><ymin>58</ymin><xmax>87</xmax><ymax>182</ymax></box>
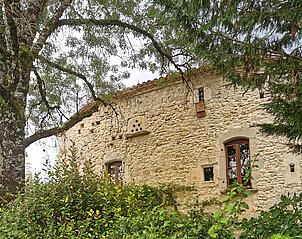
<box><xmin>198</xmin><ymin>88</ymin><xmax>204</xmax><ymax>102</ymax></box>
<box><xmin>204</xmin><ymin>167</ymin><xmax>214</xmax><ymax>181</ymax></box>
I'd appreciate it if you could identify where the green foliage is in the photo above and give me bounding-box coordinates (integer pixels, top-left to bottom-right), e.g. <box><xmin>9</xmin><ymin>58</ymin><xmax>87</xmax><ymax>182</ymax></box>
<box><xmin>240</xmin><ymin>193</ymin><xmax>302</xmax><ymax>238</ymax></box>
<box><xmin>153</xmin><ymin>0</ymin><xmax>302</xmax><ymax>153</ymax></box>
<box><xmin>207</xmin><ymin>181</ymin><xmax>252</xmax><ymax>238</ymax></box>
<box><xmin>2</xmin><ymin>145</ymin><xmax>302</xmax><ymax>238</ymax></box>
<box><xmin>271</xmin><ymin>234</ymin><xmax>302</xmax><ymax>239</ymax></box>
<box><xmin>0</xmin><ymin>144</ymin><xmax>216</xmax><ymax>238</ymax></box>
<box><xmin>25</xmin><ymin>0</ymin><xmax>182</xmax><ymax>132</ymax></box>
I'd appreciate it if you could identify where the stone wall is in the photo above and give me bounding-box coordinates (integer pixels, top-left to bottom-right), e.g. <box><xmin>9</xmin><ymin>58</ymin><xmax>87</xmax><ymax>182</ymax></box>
<box><xmin>59</xmin><ymin>69</ymin><xmax>302</xmax><ymax>214</ymax></box>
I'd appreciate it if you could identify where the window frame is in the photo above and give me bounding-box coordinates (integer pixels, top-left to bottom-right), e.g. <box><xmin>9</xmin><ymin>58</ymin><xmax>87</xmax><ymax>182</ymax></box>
<box><xmin>204</xmin><ymin>167</ymin><xmax>214</xmax><ymax>181</ymax></box>
<box><xmin>198</xmin><ymin>87</ymin><xmax>205</xmax><ymax>102</ymax></box>
<box><xmin>107</xmin><ymin>161</ymin><xmax>122</xmax><ymax>184</ymax></box>
<box><xmin>225</xmin><ymin>139</ymin><xmax>251</xmax><ymax>188</ymax></box>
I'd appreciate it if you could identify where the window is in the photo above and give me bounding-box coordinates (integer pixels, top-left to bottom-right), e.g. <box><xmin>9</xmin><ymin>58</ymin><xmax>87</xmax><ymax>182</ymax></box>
<box><xmin>198</xmin><ymin>88</ymin><xmax>204</xmax><ymax>102</ymax></box>
<box><xmin>225</xmin><ymin>139</ymin><xmax>251</xmax><ymax>187</ymax></box>
<box><xmin>204</xmin><ymin>167</ymin><xmax>214</xmax><ymax>181</ymax></box>
<box><xmin>108</xmin><ymin>161</ymin><xmax>122</xmax><ymax>184</ymax></box>
<box><xmin>195</xmin><ymin>88</ymin><xmax>206</xmax><ymax>118</ymax></box>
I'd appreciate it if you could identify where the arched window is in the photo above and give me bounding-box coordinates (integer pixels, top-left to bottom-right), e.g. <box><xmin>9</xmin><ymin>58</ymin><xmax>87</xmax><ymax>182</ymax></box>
<box><xmin>225</xmin><ymin>139</ymin><xmax>251</xmax><ymax>187</ymax></box>
<box><xmin>108</xmin><ymin>161</ymin><xmax>122</xmax><ymax>184</ymax></box>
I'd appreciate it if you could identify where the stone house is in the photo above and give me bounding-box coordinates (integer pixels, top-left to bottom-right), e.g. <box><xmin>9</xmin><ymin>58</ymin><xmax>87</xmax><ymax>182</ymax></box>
<box><xmin>59</xmin><ymin>68</ymin><xmax>302</xmax><ymax>213</ymax></box>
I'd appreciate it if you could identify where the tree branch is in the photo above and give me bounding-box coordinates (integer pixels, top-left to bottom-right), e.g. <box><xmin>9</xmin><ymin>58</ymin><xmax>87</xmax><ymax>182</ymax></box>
<box><xmin>27</xmin><ymin>0</ymin><xmax>48</xmax><ymax>24</ymax></box>
<box><xmin>21</xmin><ymin>0</ymin><xmax>48</xmax><ymax>44</ymax></box>
<box><xmin>4</xmin><ymin>0</ymin><xmax>19</xmax><ymax>56</ymax></box>
<box><xmin>56</xmin><ymin>18</ymin><xmax>189</xmax><ymax>83</ymax></box>
<box><xmin>31</xmin><ymin>0</ymin><xmax>72</xmax><ymax>56</ymax></box>
<box><xmin>0</xmin><ymin>46</ymin><xmax>10</xmax><ymax>59</ymax></box>
<box><xmin>24</xmin><ymin>100</ymin><xmax>101</xmax><ymax>148</ymax></box>
<box><xmin>38</xmin><ymin>55</ymin><xmax>98</xmax><ymax>100</ymax></box>
<box><xmin>3</xmin><ymin>0</ymin><xmax>21</xmax><ymax>92</ymax></box>
<box><xmin>0</xmin><ymin>84</ymin><xmax>9</xmax><ymax>100</ymax></box>
<box><xmin>33</xmin><ymin>67</ymin><xmax>59</xmax><ymax>110</ymax></box>
<box><xmin>209</xmin><ymin>29</ymin><xmax>302</xmax><ymax>61</ymax></box>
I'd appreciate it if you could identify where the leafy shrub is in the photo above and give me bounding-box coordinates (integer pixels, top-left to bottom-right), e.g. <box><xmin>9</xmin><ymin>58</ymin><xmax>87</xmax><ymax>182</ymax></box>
<box><xmin>3</xmin><ymin>144</ymin><xmax>301</xmax><ymax>238</ymax></box>
<box><xmin>0</xmin><ymin>144</ymin><xmax>219</xmax><ymax>238</ymax></box>
<box><xmin>240</xmin><ymin>193</ymin><xmax>302</xmax><ymax>238</ymax></box>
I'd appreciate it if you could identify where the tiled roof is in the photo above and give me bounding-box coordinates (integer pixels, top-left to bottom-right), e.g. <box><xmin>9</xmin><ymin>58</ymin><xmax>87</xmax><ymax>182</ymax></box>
<box><xmin>115</xmin><ymin>67</ymin><xmax>213</xmax><ymax>98</ymax></box>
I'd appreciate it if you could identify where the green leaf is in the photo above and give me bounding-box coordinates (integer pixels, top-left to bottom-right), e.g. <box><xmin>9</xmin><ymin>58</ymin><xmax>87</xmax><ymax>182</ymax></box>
<box><xmin>219</xmin><ymin>217</ymin><xmax>228</xmax><ymax>224</ymax></box>
<box><xmin>221</xmin><ymin>196</ymin><xmax>230</xmax><ymax>203</ymax></box>
<box><xmin>243</xmin><ymin>189</ymin><xmax>252</xmax><ymax>196</ymax></box>
<box><xmin>213</xmin><ymin>210</ymin><xmax>222</xmax><ymax>219</ymax></box>
<box><xmin>241</xmin><ymin>202</ymin><xmax>249</xmax><ymax>210</ymax></box>
<box><xmin>224</xmin><ymin>204</ymin><xmax>233</xmax><ymax>212</ymax></box>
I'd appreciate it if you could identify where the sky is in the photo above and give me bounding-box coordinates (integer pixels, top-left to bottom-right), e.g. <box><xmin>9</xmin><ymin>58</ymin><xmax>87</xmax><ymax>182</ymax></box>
<box><xmin>25</xmin><ymin>69</ymin><xmax>159</xmax><ymax>176</ymax></box>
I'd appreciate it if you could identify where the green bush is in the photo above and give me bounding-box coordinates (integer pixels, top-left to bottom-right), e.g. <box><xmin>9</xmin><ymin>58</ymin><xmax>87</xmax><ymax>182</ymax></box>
<box><xmin>2</xmin><ymin>144</ymin><xmax>301</xmax><ymax>238</ymax></box>
<box><xmin>0</xmin><ymin>144</ymin><xmax>219</xmax><ymax>238</ymax></box>
<box><xmin>240</xmin><ymin>193</ymin><xmax>302</xmax><ymax>238</ymax></box>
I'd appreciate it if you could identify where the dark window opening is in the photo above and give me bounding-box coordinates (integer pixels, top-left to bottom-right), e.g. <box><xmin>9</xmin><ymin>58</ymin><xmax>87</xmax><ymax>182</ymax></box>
<box><xmin>96</xmin><ymin>121</ymin><xmax>100</xmax><ymax>125</ymax></box>
<box><xmin>290</xmin><ymin>164</ymin><xmax>295</xmax><ymax>172</ymax></box>
<box><xmin>225</xmin><ymin>139</ymin><xmax>251</xmax><ymax>188</ymax></box>
<box><xmin>204</xmin><ymin>167</ymin><xmax>214</xmax><ymax>181</ymax></box>
<box><xmin>198</xmin><ymin>88</ymin><xmax>204</xmax><ymax>102</ymax></box>
<box><xmin>108</xmin><ymin>161</ymin><xmax>122</xmax><ymax>184</ymax></box>
<box><xmin>260</xmin><ymin>92</ymin><xmax>265</xmax><ymax>99</ymax></box>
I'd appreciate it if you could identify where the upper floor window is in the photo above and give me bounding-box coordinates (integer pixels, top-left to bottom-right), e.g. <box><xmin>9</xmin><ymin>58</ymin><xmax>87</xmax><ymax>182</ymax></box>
<box><xmin>108</xmin><ymin>161</ymin><xmax>122</xmax><ymax>184</ymax></box>
<box><xmin>225</xmin><ymin>139</ymin><xmax>251</xmax><ymax>187</ymax></box>
<box><xmin>198</xmin><ymin>88</ymin><xmax>204</xmax><ymax>102</ymax></box>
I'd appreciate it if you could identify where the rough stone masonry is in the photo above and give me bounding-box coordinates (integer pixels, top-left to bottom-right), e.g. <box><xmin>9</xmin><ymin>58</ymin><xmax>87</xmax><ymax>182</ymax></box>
<box><xmin>59</xmin><ymin>68</ymin><xmax>302</xmax><ymax>214</ymax></box>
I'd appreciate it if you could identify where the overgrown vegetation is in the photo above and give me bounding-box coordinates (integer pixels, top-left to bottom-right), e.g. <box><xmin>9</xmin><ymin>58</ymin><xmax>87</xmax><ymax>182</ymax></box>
<box><xmin>0</xmin><ymin>145</ymin><xmax>301</xmax><ymax>238</ymax></box>
<box><xmin>0</xmin><ymin>145</ymin><xmax>218</xmax><ymax>238</ymax></box>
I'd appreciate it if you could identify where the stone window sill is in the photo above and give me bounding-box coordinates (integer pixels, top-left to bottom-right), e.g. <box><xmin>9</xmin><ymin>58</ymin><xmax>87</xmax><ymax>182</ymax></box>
<box><xmin>124</xmin><ymin>130</ymin><xmax>150</xmax><ymax>139</ymax></box>
<box><xmin>200</xmin><ymin>180</ymin><xmax>216</xmax><ymax>185</ymax></box>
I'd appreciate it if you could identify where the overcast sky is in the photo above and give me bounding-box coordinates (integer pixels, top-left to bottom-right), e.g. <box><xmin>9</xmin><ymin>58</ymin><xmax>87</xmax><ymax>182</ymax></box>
<box><xmin>25</xmin><ymin>69</ymin><xmax>159</xmax><ymax>176</ymax></box>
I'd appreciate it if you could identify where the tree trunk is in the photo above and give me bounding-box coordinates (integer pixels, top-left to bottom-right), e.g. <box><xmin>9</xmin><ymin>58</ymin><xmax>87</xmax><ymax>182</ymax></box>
<box><xmin>0</xmin><ymin>96</ymin><xmax>26</xmax><ymax>191</ymax></box>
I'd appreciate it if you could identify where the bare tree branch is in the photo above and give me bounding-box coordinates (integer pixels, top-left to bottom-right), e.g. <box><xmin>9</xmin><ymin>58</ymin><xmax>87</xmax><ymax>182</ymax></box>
<box><xmin>24</xmin><ymin>100</ymin><xmax>101</xmax><ymax>148</ymax></box>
